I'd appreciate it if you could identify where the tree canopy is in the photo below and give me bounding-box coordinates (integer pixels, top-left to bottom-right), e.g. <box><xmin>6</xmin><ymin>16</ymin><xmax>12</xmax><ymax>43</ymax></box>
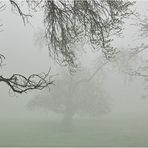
<box><xmin>0</xmin><ymin>0</ymin><xmax>135</xmax><ymax>93</ymax></box>
<box><xmin>28</xmin><ymin>70</ymin><xmax>110</xmax><ymax>127</ymax></box>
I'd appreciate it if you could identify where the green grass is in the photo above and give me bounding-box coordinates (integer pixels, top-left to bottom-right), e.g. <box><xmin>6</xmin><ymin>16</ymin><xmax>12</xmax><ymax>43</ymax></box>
<box><xmin>0</xmin><ymin>117</ymin><xmax>148</xmax><ymax>146</ymax></box>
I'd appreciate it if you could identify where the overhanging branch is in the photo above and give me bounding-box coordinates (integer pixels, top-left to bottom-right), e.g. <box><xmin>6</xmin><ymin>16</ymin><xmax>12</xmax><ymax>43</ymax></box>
<box><xmin>0</xmin><ymin>70</ymin><xmax>54</xmax><ymax>94</ymax></box>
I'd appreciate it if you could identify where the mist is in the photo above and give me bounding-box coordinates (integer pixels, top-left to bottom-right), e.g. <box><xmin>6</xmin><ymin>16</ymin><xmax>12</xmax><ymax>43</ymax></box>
<box><xmin>0</xmin><ymin>0</ymin><xmax>148</xmax><ymax>147</ymax></box>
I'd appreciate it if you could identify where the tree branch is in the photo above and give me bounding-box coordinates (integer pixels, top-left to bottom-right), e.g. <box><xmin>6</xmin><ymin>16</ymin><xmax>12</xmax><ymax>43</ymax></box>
<box><xmin>9</xmin><ymin>0</ymin><xmax>32</xmax><ymax>24</ymax></box>
<box><xmin>73</xmin><ymin>60</ymin><xmax>109</xmax><ymax>91</ymax></box>
<box><xmin>0</xmin><ymin>70</ymin><xmax>53</xmax><ymax>94</ymax></box>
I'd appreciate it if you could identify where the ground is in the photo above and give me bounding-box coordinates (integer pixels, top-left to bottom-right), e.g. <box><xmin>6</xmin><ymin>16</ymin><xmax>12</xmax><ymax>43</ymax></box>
<box><xmin>0</xmin><ymin>117</ymin><xmax>148</xmax><ymax>147</ymax></box>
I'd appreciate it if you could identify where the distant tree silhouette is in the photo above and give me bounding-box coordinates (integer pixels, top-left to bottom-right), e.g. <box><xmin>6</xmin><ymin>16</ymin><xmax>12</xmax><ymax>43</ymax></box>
<box><xmin>28</xmin><ymin>70</ymin><xmax>110</xmax><ymax>129</ymax></box>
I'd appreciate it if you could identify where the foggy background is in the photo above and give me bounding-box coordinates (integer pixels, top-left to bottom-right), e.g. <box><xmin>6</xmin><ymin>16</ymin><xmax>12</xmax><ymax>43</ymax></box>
<box><xmin>0</xmin><ymin>0</ymin><xmax>148</xmax><ymax>146</ymax></box>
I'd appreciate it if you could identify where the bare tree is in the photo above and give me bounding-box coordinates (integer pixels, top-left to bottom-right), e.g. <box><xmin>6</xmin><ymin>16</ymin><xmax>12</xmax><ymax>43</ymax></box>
<box><xmin>0</xmin><ymin>53</ymin><xmax>53</xmax><ymax>94</ymax></box>
<box><xmin>0</xmin><ymin>0</ymin><xmax>135</xmax><ymax>93</ymax></box>
<box><xmin>119</xmin><ymin>14</ymin><xmax>148</xmax><ymax>97</ymax></box>
<box><xmin>28</xmin><ymin>70</ymin><xmax>110</xmax><ymax>129</ymax></box>
<box><xmin>0</xmin><ymin>2</ymin><xmax>53</xmax><ymax>94</ymax></box>
<box><xmin>44</xmin><ymin>0</ymin><xmax>134</xmax><ymax>69</ymax></box>
<box><xmin>6</xmin><ymin>0</ymin><xmax>134</xmax><ymax>69</ymax></box>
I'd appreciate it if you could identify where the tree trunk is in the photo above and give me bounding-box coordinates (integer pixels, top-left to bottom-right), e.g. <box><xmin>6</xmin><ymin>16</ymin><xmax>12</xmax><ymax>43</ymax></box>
<box><xmin>62</xmin><ymin>111</ymin><xmax>73</xmax><ymax>129</ymax></box>
<box><xmin>61</xmin><ymin>75</ymin><xmax>75</xmax><ymax>131</ymax></box>
<box><xmin>61</xmin><ymin>99</ymin><xmax>75</xmax><ymax>131</ymax></box>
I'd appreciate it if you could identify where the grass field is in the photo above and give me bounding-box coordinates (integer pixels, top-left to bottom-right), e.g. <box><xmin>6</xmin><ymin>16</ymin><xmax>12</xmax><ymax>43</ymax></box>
<box><xmin>0</xmin><ymin>117</ymin><xmax>148</xmax><ymax>147</ymax></box>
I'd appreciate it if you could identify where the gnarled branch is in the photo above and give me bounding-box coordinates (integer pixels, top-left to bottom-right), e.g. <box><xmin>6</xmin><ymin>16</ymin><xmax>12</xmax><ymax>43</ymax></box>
<box><xmin>0</xmin><ymin>70</ymin><xmax>53</xmax><ymax>94</ymax></box>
